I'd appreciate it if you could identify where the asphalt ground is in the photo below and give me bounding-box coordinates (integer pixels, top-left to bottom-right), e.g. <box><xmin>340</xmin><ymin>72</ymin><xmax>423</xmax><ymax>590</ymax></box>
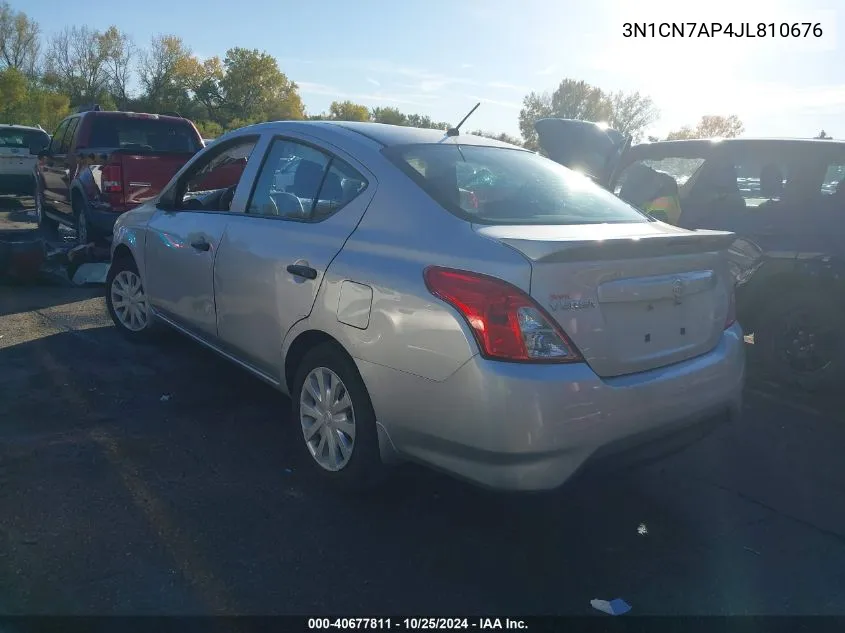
<box><xmin>1</xmin><ymin>199</ymin><xmax>845</xmax><ymax>616</ymax></box>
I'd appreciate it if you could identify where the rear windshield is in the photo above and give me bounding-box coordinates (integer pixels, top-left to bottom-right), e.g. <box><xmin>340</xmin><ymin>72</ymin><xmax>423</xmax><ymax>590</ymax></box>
<box><xmin>88</xmin><ymin>117</ymin><xmax>201</xmax><ymax>153</ymax></box>
<box><xmin>384</xmin><ymin>143</ymin><xmax>648</xmax><ymax>225</ymax></box>
<box><xmin>0</xmin><ymin>128</ymin><xmax>49</xmax><ymax>150</ymax></box>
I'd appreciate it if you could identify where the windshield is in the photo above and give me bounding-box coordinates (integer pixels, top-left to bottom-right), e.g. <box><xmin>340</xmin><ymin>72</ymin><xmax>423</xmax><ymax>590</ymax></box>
<box><xmin>385</xmin><ymin>143</ymin><xmax>649</xmax><ymax>225</ymax></box>
<box><xmin>88</xmin><ymin>117</ymin><xmax>201</xmax><ymax>153</ymax></box>
<box><xmin>0</xmin><ymin>128</ymin><xmax>49</xmax><ymax>150</ymax></box>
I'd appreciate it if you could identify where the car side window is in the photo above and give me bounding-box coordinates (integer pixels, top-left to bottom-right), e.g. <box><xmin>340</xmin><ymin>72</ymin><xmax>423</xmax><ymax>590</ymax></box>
<box><xmin>49</xmin><ymin>120</ymin><xmax>70</xmax><ymax>154</ymax></box>
<box><xmin>821</xmin><ymin>163</ymin><xmax>845</xmax><ymax>197</ymax></box>
<box><xmin>732</xmin><ymin>155</ymin><xmax>790</xmax><ymax>208</ymax></box>
<box><xmin>60</xmin><ymin>118</ymin><xmax>79</xmax><ymax>154</ymax></box>
<box><xmin>247</xmin><ymin>139</ymin><xmax>332</xmax><ymax>220</ymax></box>
<box><xmin>614</xmin><ymin>157</ymin><xmax>706</xmax><ymax>197</ymax></box>
<box><xmin>177</xmin><ymin>136</ymin><xmax>258</xmax><ymax>211</ymax></box>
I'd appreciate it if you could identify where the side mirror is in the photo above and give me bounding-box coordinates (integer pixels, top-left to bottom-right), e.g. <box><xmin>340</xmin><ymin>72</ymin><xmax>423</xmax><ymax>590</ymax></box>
<box><xmin>36</xmin><ymin>148</ymin><xmax>50</xmax><ymax>158</ymax></box>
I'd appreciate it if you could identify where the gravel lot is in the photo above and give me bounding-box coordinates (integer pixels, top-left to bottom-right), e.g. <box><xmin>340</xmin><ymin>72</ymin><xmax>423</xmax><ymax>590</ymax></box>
<box><xmin>1</xmin><ymin>200</ymin><xmax>845</xmax><ymax>616</ymax></box>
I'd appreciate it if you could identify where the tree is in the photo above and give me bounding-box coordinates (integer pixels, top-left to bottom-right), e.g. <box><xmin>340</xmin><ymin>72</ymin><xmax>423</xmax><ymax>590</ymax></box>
<box><xmin>0</xmin><ymin>67</ymin><xmax>69</xmax><ymax>129</ymax></box>
<box><xmin>519</xmin><ymin>79</ymin><xmax>658</xmax><ymax>149</ymax></box>
<box><xmin>328</xmin><ymin>100</ymin><xmax>370</xmax><ymax>121</ymax></box>
<box><xmin>666</xmin><ymin>115</ymin><xmax>744</xmax><ymax>140</ymax></box>
<box><xmin>100</xmin><ymin>26</ymin><xmax>134</xmax><ymax>110</ymax></box>
<box><xmin>137</xmin><ymin>35</ymin><xmax>192</xmax><ymax>113</ymax></box>
<box><xmin>404</xmin><ymin>113</ymin><xmax>449</xmax><ymax>130</ymax></box>
<box><xmin>43</xmin><ymin>26</ymin><xmax>112</xmax><ymax>105</ymax></box>
<box><xmin>469</xmin><ymin>129</ymin><xmax>523</xmax><ymax>146</ymax></box>
<box><xmin>608</xmin><ymin>91</ymin><xmax>658</xmax><ymax>141</ymax></box>
<box><xmin>0</xmin><ymin>3</ymin><xmax>40</xmax><ymax>76</ymax></box>
<box><xmin>370</xmin><ymin>106</ymin><xmax>407</xmax><ymax>125</ymax></box>
<box><xmin>219</xmin><ymin>47</ymin><xmax>304</xmax><ymax>123</ymax></box>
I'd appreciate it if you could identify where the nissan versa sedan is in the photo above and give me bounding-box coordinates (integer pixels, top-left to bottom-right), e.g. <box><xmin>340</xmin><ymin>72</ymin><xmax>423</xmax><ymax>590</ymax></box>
<box><xmin>106</xmin><ymin>121</ymin><xmax>745</xmax><ymax>491</ymax></box>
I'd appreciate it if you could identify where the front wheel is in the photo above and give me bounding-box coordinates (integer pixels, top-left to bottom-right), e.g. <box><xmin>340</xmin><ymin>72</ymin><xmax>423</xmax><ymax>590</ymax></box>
<box><xmin>106</xmin><ymin>258</ymin><xmax>158</xmax><ymax>341</ymax></box>
<box><xmin>292</xmin><ymin>342</ymin><xmax>385</xmax><ymax>490</ymax></box>
<box><xmin>755</xmin><ymin>291</ymin><xmax>845</xmax><ymax>392</ymax></box>
<box><xmin>34</xmin><ymin>186</ymin><xmax>59</xmax><ymax>236</ymax></box>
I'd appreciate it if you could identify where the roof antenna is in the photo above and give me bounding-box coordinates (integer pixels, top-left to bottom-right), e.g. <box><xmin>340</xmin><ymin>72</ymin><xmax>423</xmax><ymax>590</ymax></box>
<box><xmin>446</xmin><ymin>102</ymin><xmax>481</xmax><ymax>137</ymax></box>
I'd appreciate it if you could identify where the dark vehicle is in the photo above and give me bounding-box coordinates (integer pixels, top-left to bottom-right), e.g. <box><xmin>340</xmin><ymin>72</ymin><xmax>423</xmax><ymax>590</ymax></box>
<box><xmin>535</xmin><ymin>119</ymin><xmax>845</xmax><ymax>391</ymax></box>
<box><xmin>34</xmin><ymin>106</ymin><xmax>203</xmax><ymax>244</ymax></box>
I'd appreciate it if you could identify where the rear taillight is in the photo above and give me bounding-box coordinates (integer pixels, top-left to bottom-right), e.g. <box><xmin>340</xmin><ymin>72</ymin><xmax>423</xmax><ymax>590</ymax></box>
<box><xmin>424</xmin><ymin>266</ymin><xmax>583</xmax><ymax>363</ymax></box>
<box><xmin>725</xmin><ymin>286</ymin><xmax>736</xmax><ymax>329</ymax></box>
<box><xmin>101</xmin><ymin>164</ymin><xmax>123</xmax><ymax>193</ymax></box>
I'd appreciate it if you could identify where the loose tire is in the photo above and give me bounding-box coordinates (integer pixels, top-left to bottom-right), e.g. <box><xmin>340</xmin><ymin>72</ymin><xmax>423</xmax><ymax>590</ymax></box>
<box><xmin>292</xmin><ymin>342</ymin><xmax>384</xmax><ymax>490</ymax></box>
<box><xmin>755</xmin><ymin>291</ymin><xmax>845</xmax><ymax>392</ymax></box>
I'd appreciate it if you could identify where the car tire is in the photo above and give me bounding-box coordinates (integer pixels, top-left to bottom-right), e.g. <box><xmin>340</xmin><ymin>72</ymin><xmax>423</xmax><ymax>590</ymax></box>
<box><xmin>105</xmin><ymin>257</ymin><xmax>159</xmax><ymax>341</ymax></box>
<box><xmin>755</xmin><ymin>290</ymin><xmax>845</xmax><ymax>392</ymax></box>
<box><xmin>292</xmin><ymin>342</ymin><xmax>385</xmax><ymax>491</ymax></box>
<box><xmin>72</xmin><ymin>195</ymin><xmax>98</xmax><ymax>245</ymax></box>
<box><xmin>34</xmin><ymin>186</ymin><xmax>59</xmax><ymax>236</ymax></box>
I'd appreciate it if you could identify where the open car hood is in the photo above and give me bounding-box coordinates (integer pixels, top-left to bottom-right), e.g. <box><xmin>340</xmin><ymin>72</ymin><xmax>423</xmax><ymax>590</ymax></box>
<box><xmin>534</xmin><ymin>118</ymin><xmax>631</xmax><ymax>187</ymax></box>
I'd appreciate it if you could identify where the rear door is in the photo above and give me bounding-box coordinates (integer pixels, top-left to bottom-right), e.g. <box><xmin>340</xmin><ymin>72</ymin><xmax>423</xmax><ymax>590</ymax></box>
<box><xmin>144</xmin><ymin>134</ymin><xmax>259</xmax><ymax>340</ymax></box>
<box><xmin>213</xmin><ymin>134</ymin><xmax>376</xmax><ymax>378</ymax></box>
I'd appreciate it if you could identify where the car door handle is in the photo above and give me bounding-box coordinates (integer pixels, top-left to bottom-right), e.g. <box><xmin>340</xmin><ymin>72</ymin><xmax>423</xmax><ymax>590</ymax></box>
<box><xmin>286</xmin><ymin>264</ymin><xmax>317</xmax><ymax>280</ymax></box>
<box><xmin>191</xmin><ymin>239</ymin><xmax>211</xmax><ymax>252</ymax></box>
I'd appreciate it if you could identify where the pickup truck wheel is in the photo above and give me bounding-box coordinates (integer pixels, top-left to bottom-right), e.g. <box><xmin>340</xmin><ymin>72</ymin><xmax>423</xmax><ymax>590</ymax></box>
<box><xmin>34</xmin><ymin>187</ymin><xmax>59</xmax><ymax>236</ymax></box>
<box><xmin>72</xmin><ymin>197</ymin><xmax>99</xmax><ymax>245</ymax></box>
<box><xmin>106</xmin><ymin>258</ymin><xmax>158</xmax><ymax>341</ymax></box>
<box><xmin>755</xmin><ymin>291</ymin><xmax>845</xmax><ymax>392</ymax></box>
<box><xmin>292</xmin><ymin>342</ymin><xmax>386</xmax><ymax>491</ymax></box>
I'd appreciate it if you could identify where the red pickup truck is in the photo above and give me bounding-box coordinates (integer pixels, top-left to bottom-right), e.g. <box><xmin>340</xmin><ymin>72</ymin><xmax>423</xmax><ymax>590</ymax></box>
<box><xmin>34</xmin><ymin>106</ymin><xmax>204</xmax><ymax>244</ymax></box>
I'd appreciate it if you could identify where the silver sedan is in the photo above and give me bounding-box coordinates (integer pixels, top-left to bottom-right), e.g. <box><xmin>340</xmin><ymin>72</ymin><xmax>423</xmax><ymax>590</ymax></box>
<box><xmin>106</xmin><ymin>121</ymin><xmax>745</xmax><ymax>491</ymax></box>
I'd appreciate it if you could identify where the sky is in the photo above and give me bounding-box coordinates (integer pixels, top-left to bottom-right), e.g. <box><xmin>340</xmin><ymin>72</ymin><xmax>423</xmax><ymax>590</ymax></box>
<box><xmin>19</xmin><ymin>0</ymin><xmax>845</xmax><ymax>140</ymax></box>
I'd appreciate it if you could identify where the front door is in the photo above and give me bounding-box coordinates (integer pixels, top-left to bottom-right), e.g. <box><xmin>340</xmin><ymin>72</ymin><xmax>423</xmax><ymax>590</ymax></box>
<box><xmin>213</xmin><ymin>135</ymin><xmax>375</xmax><ymax>378</ymax></box>
<box><xmin>41</xmin><ymin>118</ymin><xmax>75</xmax><ymax>216</ymax></box>
<box><xmin>143</xmin><ymin>135</ymin><xmax>260</xmax><ymax>340</ymax></box>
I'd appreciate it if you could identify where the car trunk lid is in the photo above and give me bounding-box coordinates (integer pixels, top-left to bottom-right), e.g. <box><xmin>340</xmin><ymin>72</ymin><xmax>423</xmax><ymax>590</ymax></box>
<box><xmin>475</xmin><ymin>221</ymin><xmax>736</xmax><ymax>377</ymax></box>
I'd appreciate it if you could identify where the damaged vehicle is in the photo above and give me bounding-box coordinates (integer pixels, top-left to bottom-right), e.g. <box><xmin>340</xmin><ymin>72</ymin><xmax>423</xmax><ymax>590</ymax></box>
<box><xmin>34</xmin><ymin>105</ymin><xmax>203</xmax><ymax>245</ymax></box>
<box><xmin>106</xmin><ymin>121</ymin><xmax>744</xmax><ymax>492</ymax></box>
<box><xmin>535</xmin><ymin>119</ymin><xmax>843</xmax><ymax>391</ymax></box>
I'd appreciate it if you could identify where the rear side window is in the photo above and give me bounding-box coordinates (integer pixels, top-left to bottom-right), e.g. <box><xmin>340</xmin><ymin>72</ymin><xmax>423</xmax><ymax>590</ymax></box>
<box><xmin>247</xmin><ymin>138</ymin><xmax>366</xmax><ymax>221</ymax></box>
<box><xmin>615</xmin><ymin>157</ymin><xmax>705</xmax><ymax>195</ymax></box>
<box><xmin>88</xmin><ymin>116</ymin><xmax>201</xmax><ymax>153</ymax></box>
<box><xmin>0</xmin><ymin>128</ymin><xmax>49</xmax><ymax>151</ymax></box>
<box><xmin>821</xmin><ymin>163</ymin><xmax>845</xmax><ymax>196</ymax></box>
<box><xmin>385</xmin><ymin>143</ymin><xmax>647</xmax><ymax>225</ymax></box>
<box><xmin>59</xmin><ymin>118</ymin><xmax>79</xmax><ymax>154</ymax></box>
<box><xmin>48</xmin><ymin>120</ymin><xmax>70</xmax><ymax>154</ymax></box>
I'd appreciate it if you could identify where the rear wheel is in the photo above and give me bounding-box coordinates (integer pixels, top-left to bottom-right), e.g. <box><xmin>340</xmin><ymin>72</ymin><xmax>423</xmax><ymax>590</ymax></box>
<box><xmin>755</xmin><ymin>291</ymin><xmax>845</xmax><ymax>392</ymax></box>
<box><xmin>292</xmin><ymin>342</ymin><xmax>385</xmax><ymax>490</ymax></box>
<box><xmin>106</xmin><ymin>257</ymin><xmax>158</xmax><ymax>341</ymax></box>
<box><xmin>72</xmin><ymin>196</ymin><xmax>97</xmax><ymax>245</ymax></box>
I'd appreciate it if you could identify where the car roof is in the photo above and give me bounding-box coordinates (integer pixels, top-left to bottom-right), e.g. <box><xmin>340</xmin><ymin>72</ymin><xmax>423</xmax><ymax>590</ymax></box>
<box><xmin>0</xmin><ymin>123</ymin><xmax>48</xmax><ymax>133</ymax></box>
<box><xmin>643</xmin><ymin>137</ymin><xmax>845</xmax><ymax>149</ymax></box>
<box><xmin>238</xmin><ymin>120</ymin><xmax>522</xmax><ymax>149</ymax></box>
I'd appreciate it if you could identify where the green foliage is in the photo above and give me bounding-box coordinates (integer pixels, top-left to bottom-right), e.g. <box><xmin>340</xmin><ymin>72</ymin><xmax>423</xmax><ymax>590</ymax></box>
<box><xmin>0</xmin><ymin>67</ymin><xmax>69</xmax><ymax>128</ymax></box>
<box><xmin>519</xmin><ymin>79</ymin><xmax>659</xmax><ymax>148</ymax></box>
<box><xmin>665</xmin><ymin>115</ymin><xmax>744</xmax><ymax>140</ymax></box>
<box><xmin>370</xmin><ymin>106</ymin><xmax>407</xmax><ymax>125</ymax></box>
<box><xmin>328</xmin><ymin>100</ymin><xmax>370</xmax><ymax>121</ymax></box>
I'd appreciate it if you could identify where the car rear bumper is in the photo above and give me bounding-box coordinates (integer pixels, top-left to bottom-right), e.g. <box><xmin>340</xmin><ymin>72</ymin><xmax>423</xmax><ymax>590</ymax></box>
<box><xmin>0</xmin><ymin>173</ymin><xmax>35</xmax><ymax>195</ymax></box>
<box><xmin>357</xmin><ymin>323</ymin><xmax>745</xmax><ymax>491</ymax></box>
